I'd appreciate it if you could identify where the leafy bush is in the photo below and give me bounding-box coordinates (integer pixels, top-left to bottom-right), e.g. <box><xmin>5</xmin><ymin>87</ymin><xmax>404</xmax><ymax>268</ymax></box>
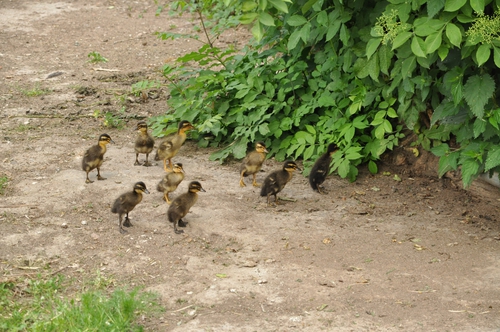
<box><xmin>153</xmin><ymin>0</ymin><xmax>500</xmax><ymax>187</ymax></box>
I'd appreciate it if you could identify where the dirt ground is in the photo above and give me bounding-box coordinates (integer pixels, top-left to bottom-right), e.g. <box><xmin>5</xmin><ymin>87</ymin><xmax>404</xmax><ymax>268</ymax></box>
<box><xmin>1</xmin><ymin>1</ymin><xmax>500</xmax><ymax>331</ymax></box>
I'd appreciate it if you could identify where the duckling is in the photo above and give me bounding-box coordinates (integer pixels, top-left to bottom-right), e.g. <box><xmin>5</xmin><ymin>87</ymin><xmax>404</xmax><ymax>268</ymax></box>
<box><xmin>111</xmin><ymin>181</ymin><xmax>150</xmax><ymax>234</ymax></box>
<box><xmin>82</xmin><ymin>133</ymin><xmax>114</xmax><ymax>184</ymax></box>
<box><xmin>309</xmin><ymin>143</ymin><xmax>339</xmax><ymax>194</ymax></box>
<box><xmin>154</xmin><ymin>120</ymin><xmax>195</xmax><ymax>172</ymax></box>
<box><xmin>260</xmin><ymin>160</ymin><xmax>301</xmax><ymax>205</ymax></box>
<box><xmin>167</xmin><ymin>181</ymin><xmax>205</xmax><ymax>234</ymax></box>
<box><xmin>239</xmin><ymin>141</ymin><xmax>268</xmax><ymax>187</ymax></box>
<box><xmin>134</xmin><ymin>121</ymin><xmax>155</xmax><ymax>166</ymax></box>
<box><xmin>157</xmin><ymin>163</ymin><xmax>185</xmax><ymax>204</ymax></box>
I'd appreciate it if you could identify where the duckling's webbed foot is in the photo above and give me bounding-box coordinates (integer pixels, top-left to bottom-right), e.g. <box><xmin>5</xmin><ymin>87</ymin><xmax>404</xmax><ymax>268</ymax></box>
<box><xmin>143</xmin><ymin>161</ymin><xmax>152</xmax><ymax>167</ymax></box>
<box><xmin>85</xmin><ymin>178</ymin><xmax>93</xmax><ymax>184</ymax></box>
<box><xmin>97</xmin><ymin>175</ymin><xmax>107</xmax><ymax>181</ymax></box>
<box><xmin>178</xmin><ymin>219</ymin><xmax>187</xmax><ymax>227</ymax></box>
<box><xmin>174</xmin><ymin>222</ymin><xmax>184</xmax><ymax>234</ymax></box>
<box><xmin>134</xmin><ymin>160</ymin><xmax>141</xmax><ymax>166</ymax></box>
<box><xmin>119</xmin><ymin>227</ymin><xmax>128</xmax><ymax>234</ymax></box>
<box><xmin>123</xmin><ymin>217</ymin><xmax>133</xmax><ymax>227</ymax></box>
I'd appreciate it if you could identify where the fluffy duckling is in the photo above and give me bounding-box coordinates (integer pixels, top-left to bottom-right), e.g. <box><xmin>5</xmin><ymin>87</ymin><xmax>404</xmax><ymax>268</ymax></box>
<box><xmin>260</xmin><ymin>160</ymin><xmax>301</xmax><ymax>205</ymax></box>
<box><xmin>157</xmin><ymin>163</ymin><xmax>185</xmax><ymax>204</ymax></box>
<box><xmin>154</xmin><ymin>120</ymin><xmax>195</xmax><ymax>172</ymax></box>
<box><xmin>111</xmin><ymin>181</ymin><xmax>150</xmax><ymax>234</ymax></box>
<box><xmin>309</xmin><ymin>143</ymin><xmax>339</xmax><ymax>194</ymax></box>
<box><xmin>239</xmin><ymin>141</ymin><xmax>268</xmax><ymax>187</ymax></box>
<box><xmin>134</xmin><ymin>121</ymin><xmax>155</xmax><ymax>166</ymax></box>
<box><xmin>82</xmin><ymin>133</ymin><xmax>114</xmax><ymax>184</ymax></box>
<box><xmin>168</xmin><ymin>181</ymin><xmax>205</xmax><ymax>234</ymax></box>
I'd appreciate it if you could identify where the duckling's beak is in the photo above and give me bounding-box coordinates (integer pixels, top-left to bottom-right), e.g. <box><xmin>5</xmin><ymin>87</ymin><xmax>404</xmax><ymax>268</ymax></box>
<box><xmin>264</xmin><ymin>148</ymin><xmax>269</xmax><ymax>153</ymax></box>
<box><xmin>296</xmin><ymin>166</ymin><xmax>302</xmax><ymax>172</ymax></box>
<box><xmin>110</xmin><ymin>139</ymin><xmax>116</xmax><ymax>144</ymax></box>
<box><xmin>200</xmin><ymin>187</ymin><xmax>206</xmax><ymax>192</ymax></box>
<box><xmin>144</xmin><ymin>188</ymin><xmax>150</xmax><ymax>194</ymax></box>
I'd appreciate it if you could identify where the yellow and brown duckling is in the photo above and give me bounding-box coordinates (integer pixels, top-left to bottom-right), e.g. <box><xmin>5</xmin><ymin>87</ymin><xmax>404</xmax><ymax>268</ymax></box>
<box><xmin>260</xmin><ymin>160</ymin><xmax>301</xmax><ymax>205</ymax></box>
<box><xmin>82</xmin><ymin>133</ymin><xmax>114</xmax><ymax>184</ymax></box>
<box><xmin>111</xmin><ymin>181</ymin><xmax>150</xmax><ymax>234</ymax></box>
<box><xmin>309</xmin><ymin>143</ymin><xmax>339</xmax><ymax>194</ymax></box>
<box><xmin>239</xmin><ymin>141</ymin><xmax>268</xmax><ymax>187</ymax></box>
<box><xmin>157</xmin><ymin>162</ymin><xmax>185</xmax><ymax>204</ymax></box>
<box><xmin>168</xmin><ymin>181</ymin><xmax>205</xmax><ymax>234</ymax></box>
<box><xmin>134</xmin><ymin>121</ymin><xmax>155</xmax><ymax>166</ymax></box>
<box><xmin>154</xmin><ymin>120</ymin><xmax>195</xmax><ymax>172</ymax></box>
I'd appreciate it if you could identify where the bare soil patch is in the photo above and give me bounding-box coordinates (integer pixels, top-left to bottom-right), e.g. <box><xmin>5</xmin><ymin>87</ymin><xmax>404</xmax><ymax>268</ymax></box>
<box><xmin>1</xmin><ymin>1</ymin><xmax>500</xmax><ymax>331</ymax></box>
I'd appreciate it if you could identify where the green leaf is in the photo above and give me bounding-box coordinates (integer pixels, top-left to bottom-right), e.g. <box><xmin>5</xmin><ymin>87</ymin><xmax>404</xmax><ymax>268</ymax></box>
<box><xmin>366</xmin><ymin>38</ymin><xmax>382</xmax><ymax>60</ymax></box>
<box><xmin>268</xmin><ymin>0</ymin><xmax>289</xmax><ymax>13</ymax></box>
<box><xmin>378</xmin><ymin>45</ymin><xmax>392</xmax><ymax>75</ymax></box>
<box><xmin>425</xmin><ymin>31</ymin><xmax>442</xmax><ymax>54</ymax></box>
<box><xmin>437</xmin><ymin>152</ymin><xmax>459</xmax><ymax>177</ymax></box>
<box><xmin>401</xmin><ymin>56</ymin><xmax>417</xmax><ymax>77</ymax></box>
<box><xmin>473</xmin><ymin>118</ymin><xmax>486</xmax><ymax>138</ymax></box>
<box><xmin>317</xmin><ymin>11</ymin><xmax>328</xmax><ymax>26</ymax></box>
<box><xmin>368</xmin><ymin>160</ymin><xmax>378</xmax><ymax>174</ymax></box>
<box><xmin>242</xmin><ymin>1</ymin><xmax>258</xmax><ymax>11</ymax></box>
<box><xmin>470</xmin><ymin>0</ymin><xmax>485</xmax><ymax>13</ymax></box>
<box><xmin>431</xmin><ymin>143</ymin><xmax>450</xmax><ymax>157</ymax></box>
<box><xmin>476</xmin><ymin>44</ymin><xmax>490</xmax><ymax>66</ymax></box>
<box><xmin>259</xmin><ymin>12</ymin><xmax>276</xmax><ymax>26</ymax></box>
<box><xmin>304</xmin><ymin>145</ymin><xmax>315</xmax><ymax>160</ymax></box>
<box><xmin>287</xmin><ymin>29</ymin><xmax>302</xmax><ymax>51</ymax></box>
<box><xmin>428</xmin><ymin>0</ymin><xmax>445</xmax><ymax>18</ymax></box>
<box><xmin>444</xmin><ymin>0</ymin><xmax>467</xmax><ymax>12</ymax></box>
<box><xmin>233</xmin><ymin>137</ymin><xmax>249</xmax><ymax>159</ymax></box>
<box><xmin>287</xmin><ymin>15</ymin><xmax>307</xmax><ymax>26</ymax></box>
<box><xmin>463</xmin><ymin>74</ymin><xmax>495</xmax><ymax>118</ymax></box>
<box><xmin>411</xmin><ymin>36</ymin><xmax>427</xmax><ymax>57</ymax></box>
<box><xmin>493</xmin><ymin>46</ymin><xmax>500</xmax><ymax>68</ymax></box>
<box><xmin>438</xmin><ymin>45</ymin><xmax>449</xmax><ymax>60</ymax></box>
<box><xmin>302</xmin><ymin>0</ymin><xmax>318</xmax><ymax>14</ymax></box>
<box><xmin>240</xmin><ymin>13</ymin><xmax>259</xmax><ymax>24</ymax></box>
<box><xmin>446</xmin><ymin>23</ymin><xmax>462</xmax><ymax>47</ymax></box>
<box><xmin>337</xmin><ymin>159</ymin><xmax>350</xmax><ymax>178</ymax></box>
<box><xmin>367</xmin><ymin>53</ymin><xmax>380</xmax><ymax>81</ymax></box>
<box><xmin>485</xmin><ymin>146</ymin><xmax>500</xmax><ymax>171</ymax></box>
<box><xmin>461</xmin><ymin>158</ymin><xmax>480</xmax><ymax>188</ymax></box>
<box><xmin>392</xmin><ymin>31</ymin><xmax>412</xmax><ymax>50</ymax></box>
<box><xmin>300</xmin><ymin>23</ymin><xmax>311</xmax><ymax>43</ymax></box>
<box><xmin>251</xmin><ymin>21</ymin><xmax>264</xmax><ymax>41</ymax></box>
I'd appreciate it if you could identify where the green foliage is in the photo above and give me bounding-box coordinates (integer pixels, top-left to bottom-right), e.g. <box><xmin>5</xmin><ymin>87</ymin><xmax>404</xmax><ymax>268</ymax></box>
<box><xmin>0</xmin><ymin>176</ymin><xmax>8</xmax><ymax>195</ymax></box>
<box><xmin>21</xmin><ymin>84</ymin><xmax>51</xmax><ymax>97</ymax></box>
<box><xmin>87</xmin><ymin>51</ymin><xmax>108</xmax><ymax>63</ymax></box>
<box><xmin>93</xmin><ymin>109</ymin><xmax>126</xmax><ymax>129</ymax></box>
<box><xmin>131</xmin><ymin>80</ymin><xmax>161</xmax><ymax>97</ymax></box>
<box><xmin>152</xmin><ymin>0</ymin><xmax>500</xmax><ymax>187</ymax></box>
<box><xmin>0</xmin><ymin>274</ymin><xmax>161</xmax><ymax>331</ymax></box>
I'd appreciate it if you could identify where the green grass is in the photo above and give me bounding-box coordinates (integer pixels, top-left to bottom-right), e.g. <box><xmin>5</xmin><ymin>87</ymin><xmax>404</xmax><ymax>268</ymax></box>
<box><xmin>21</xmin><ymin>84</ymin><xmax>51</xmax><ymax>97</ymax></box>
<box><xmin>0</xmin><ymin>176</ymin><xmax>8</xmax><ymax>195</ymax></box>
<box><xmin>87</xmin><ymin>51</ymin><xmax>108</xmax><ymax>63</ymax></box>
<box><xmin>0</xmin><ymin>274</ymin><xmax>162</xmax><ymax>331</ymax></box>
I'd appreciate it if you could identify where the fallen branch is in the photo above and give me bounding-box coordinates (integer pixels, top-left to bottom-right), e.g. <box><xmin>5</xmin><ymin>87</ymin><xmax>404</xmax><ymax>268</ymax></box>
<box><xmin>92</xmin><ymin>68</ymin><xmax>120</xmax><ymax>72</ymax></box>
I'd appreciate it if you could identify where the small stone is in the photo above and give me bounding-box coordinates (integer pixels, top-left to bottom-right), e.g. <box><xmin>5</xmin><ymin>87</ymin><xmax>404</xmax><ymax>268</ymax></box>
<box><xmin>61</xmin><ymin>222</ymin><xmax>68</xmax><ymax>229</ymax></box>
<box><xmin>258</xmin><ymin>279</ymin><xmax>267</xmax><ymax>284</ymax></box>
<box><xmin>81</xmin><ymin>220</ymin><xmax>87</xmax><ymax>225</ymax></box>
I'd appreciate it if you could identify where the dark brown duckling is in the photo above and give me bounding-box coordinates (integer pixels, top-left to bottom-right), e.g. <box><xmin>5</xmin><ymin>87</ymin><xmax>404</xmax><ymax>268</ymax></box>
<box><xmin>82</xmin><ymin>133</ymin><xmax>114</xmax><ymax>184</ymax></box>
<box><xmin>260</xmin><ymin>160</ymin><xmax>301</xmax><ymax>205</ymax></box>
<box><xmin>154</xmin><ymin>120</ymin><xmax>195</xmax><ymax>172</ymax></box>
<box><xmin>134</xmin><ymin>121</ymin><xmax>155</xmax><ymax>166</ymax></box>
<box><xmin>239</xmin><ymin>141</ymin><xmax>268</xmax><ymax>187</ymax></box>
<box><xmin>157</xmin><ymin>163</ymin><xmax>185</xmax><ymax>204</ymax></box>
<box><xmin>111</xmin><ymin>181</ymin><xmax>150</xmax><ymax>234</ymax></box>
<box><xmin>309</xmin><ymin>143</ymin><xmax>338</xmax><ymax>194</ymax></box>
<box><xmin>168</xmin><ymin>181</ymin><xmax>205</xmax><ymax>234</ymax></box>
